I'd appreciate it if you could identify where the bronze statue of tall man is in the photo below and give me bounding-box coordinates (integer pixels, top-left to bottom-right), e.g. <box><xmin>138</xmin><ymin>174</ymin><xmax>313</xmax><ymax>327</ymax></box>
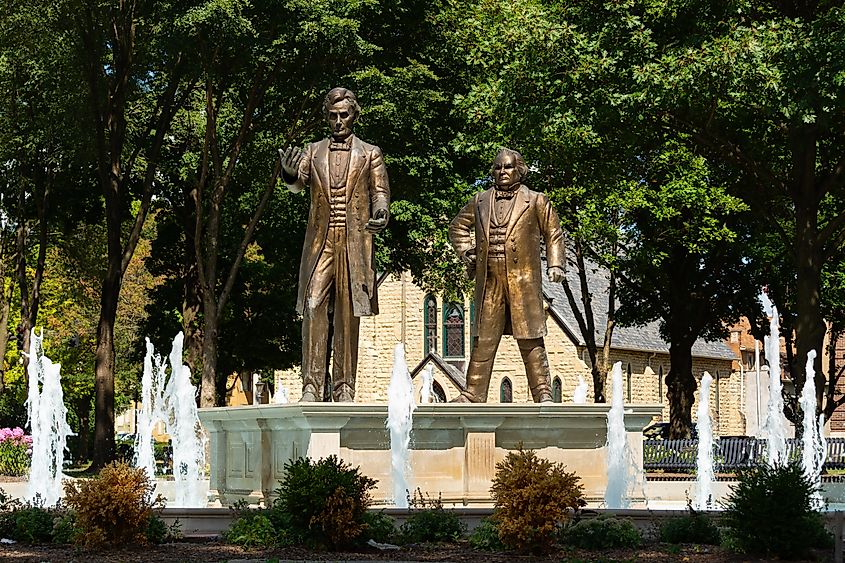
<box><xmin>449</xmin><ymin>148</ymin><xmax>565</xmax><ymax>403</ymax></box>
<box><xmin>280</xmin><ymin>88</ymin><xmax>389</xmax><ymax>402</ymax></box>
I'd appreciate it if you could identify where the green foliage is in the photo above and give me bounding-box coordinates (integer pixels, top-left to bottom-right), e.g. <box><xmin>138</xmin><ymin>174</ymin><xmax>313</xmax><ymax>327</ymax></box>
<box><xmin>146</xmin><ymin>515</ymin><xmax>181</xmax><ymax>544</ymax></box>
<box><xmin>468</xmin><ymin>518</ymin><xmax>504</xmax><ymax>551</ymax></box>
<box><xmin>399</xmin><ymin>490</ymin><xmax>465</xmax><ymax>543</ymax></box>
<box><xmin>63</xmin><ymin>461</ymin><xmax>164</xmax><ymax>548</ymax></box>
<box><xmin>223</xmin><ymin>512</ymin><xmax>279</xmax><ymax>549</ymax></box>
<box><xmin>722</xmin><ymin>462</ymin><xmax>832</xmax><ymax>558</ymax></box>
<box><xmin>273</xmin><ymin>455</ymin><xmax>376</xmax><ymax>550</ymax></box>
<box><xmin>490</xmin><ymin>447</ymin><xmax>584</xmax><ymax>554</ymax></box>
<box><xmin>563</xmin><ymin>516</ymin><xmax>642</xmax><ymax>549</ymax></box>
<box><xmin>0</xmin><ymin>490</ymin><xmax>69</xmax><ymax>544</ymax></box>
<box><xmin>361</xmin><ymin>510</ymin><xmax>396</xmax><ymax>544</ymax></box>
<box><xmin>659</xmin><ymin>511</ymin><xmax>721</xmax><ymax>545</ymax></box>
<box><xmin>51</xmin><ymin>512</ymin><xmax>78</xmax><ymax>544</ymax></box>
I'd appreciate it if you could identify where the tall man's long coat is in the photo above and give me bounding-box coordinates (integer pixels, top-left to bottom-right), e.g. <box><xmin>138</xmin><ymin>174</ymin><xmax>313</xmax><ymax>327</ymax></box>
<box><xmin>286</xmin><ymin>135</ymin><xmax>390</xmax><ymax>317</ymax></box>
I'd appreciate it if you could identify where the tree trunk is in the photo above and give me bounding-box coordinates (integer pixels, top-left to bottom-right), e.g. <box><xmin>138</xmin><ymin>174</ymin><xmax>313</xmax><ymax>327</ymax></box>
<box><xmin>793</xmin><ymin>205</ymin><xmax>826</xmax><ymax>417</ymax></box>
<box><xmin>182</xmin><ymin>192</ymin><xmax>203</xmax><ymax>384</ymax></box>
<box><xmin>91</xmin><ymin>266</ymin><xmax>120</xmax><ymax>469</ymax></box>
<box><xmin>75</xmin><ymin>396</ymin><xmax>91</xmax><ymax>463</ymax></box>
<box><xmin>200</xmin><ymin>296</ymin><xmax>219</xmax><ymax>407</ymax></box>
<box><xmin>666</xmin><ymin>338</ymin><xmax>696</xmax><ymax>438</ymax></box>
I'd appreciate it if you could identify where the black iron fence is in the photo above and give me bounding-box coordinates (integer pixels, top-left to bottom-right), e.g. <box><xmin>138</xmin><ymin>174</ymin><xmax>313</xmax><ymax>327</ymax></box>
<box><xmin>643</xmin><ymin>436</ymin><xmax>845</xmax><ymax>473</ymax></box>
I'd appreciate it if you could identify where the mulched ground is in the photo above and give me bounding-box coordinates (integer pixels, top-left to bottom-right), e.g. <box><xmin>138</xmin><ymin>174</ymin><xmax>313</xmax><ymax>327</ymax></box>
<box><xmin>0</xmin><ymin>540</ymin><xmax>834</xmax><ymax>563</ymax></box>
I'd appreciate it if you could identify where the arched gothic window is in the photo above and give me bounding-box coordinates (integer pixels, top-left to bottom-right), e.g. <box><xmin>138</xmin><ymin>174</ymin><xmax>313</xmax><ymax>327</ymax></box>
<box><xmin>432</xmin><ymin>381</ymin><xmax>447</xmax><ymax>403</ymax></box>
<box><xmin>500</xmin><ymin>377</ymin><xmax>513</xmax><ymax>403</ymax></box>
<box><xmin>626</xmin><ymin>363</ymin><xmax>633</xmax><ymax>402</ymax></box>
<box><xmin>443</xmin><ymin>302</ymin><xmax>465</xmax><ymax>358</ymax></box>
<box><xmin>423</xmin><ymin>294</ymin><xmax>437</xmax><ymax>356</ymax></box>
<box><xmin>553</xmin><ymin>377</ymin><xmax>562</xmax><ymax>403</ymax></box>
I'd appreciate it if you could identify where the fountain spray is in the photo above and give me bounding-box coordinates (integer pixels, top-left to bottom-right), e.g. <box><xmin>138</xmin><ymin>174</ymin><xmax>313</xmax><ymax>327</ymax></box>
<box><xmin>604</xmin><ymin>361</ymin><xmax>630</xmax><ymax>508</ymax></box>
<box><xmin>694</xmin><ymin>372</ymin><xmax>715</xmax><ymax>510</ymax></box>
<box><xmin>387</xmin><ymin>343</ymin><xmax>415</xmax><ymax>507</ymax></box>
<box><xmin>26</xmin><ymin>329</ymin><xmax>72</xmax><ymax>506</ymax></box>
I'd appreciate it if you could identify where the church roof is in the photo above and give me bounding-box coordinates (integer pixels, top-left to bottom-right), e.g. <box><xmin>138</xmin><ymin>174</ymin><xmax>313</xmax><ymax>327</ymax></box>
<box><xmin>409</xmin><ymin>352</ymin><xmax>467</xmax><ymax>391</ymax></box>
<box><xmin>542</xmin><ymin>258</ymin><xmax>737</xmax><ymax>361</ymax></box>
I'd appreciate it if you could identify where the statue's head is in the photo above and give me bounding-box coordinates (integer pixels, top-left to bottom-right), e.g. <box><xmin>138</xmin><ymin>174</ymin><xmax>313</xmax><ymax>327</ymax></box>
<box><xmin>323</xmin><ymin>87</ymin><xmax>360</xmax><ymax>139</ymax></box>
<box><xmin>490</xmin><ymin>148</ymin><xmax>528</xmax><ymax>188</ymax></box>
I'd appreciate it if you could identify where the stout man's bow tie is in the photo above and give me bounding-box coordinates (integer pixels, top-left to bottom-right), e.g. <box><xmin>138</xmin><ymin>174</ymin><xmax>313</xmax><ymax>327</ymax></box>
<box><xmin>495</xmin><ymin>188</ymin><xmax>518</xmax><ymax>200</ymax></box>
<box><xmin>329</xmin><ymin>140</ymin><xmax>351</xmax><ymax>151</ymax></box>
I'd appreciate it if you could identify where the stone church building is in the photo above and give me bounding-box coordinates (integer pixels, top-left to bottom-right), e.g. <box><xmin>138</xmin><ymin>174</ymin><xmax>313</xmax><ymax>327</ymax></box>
<box><xmin>275</xmin><ymin>261</ymin><xmax>746</xmax><ymax>436</ymax></box>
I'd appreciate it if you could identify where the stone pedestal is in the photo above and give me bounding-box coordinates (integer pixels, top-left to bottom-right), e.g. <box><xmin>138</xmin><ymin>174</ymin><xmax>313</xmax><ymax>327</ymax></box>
<box><xmin>198</xmin><ymin>403</ymin><xmax>662</xmax><ymax>506</ymax></box>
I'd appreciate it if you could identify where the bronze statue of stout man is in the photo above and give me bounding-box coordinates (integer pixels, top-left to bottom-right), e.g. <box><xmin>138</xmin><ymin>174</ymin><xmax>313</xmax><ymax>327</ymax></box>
<box><xmin>280</xmin><ymin>88</ymin><xmax>390</xmax><ymax>402</ymax></box>
<box><xmin>449</xmin><ymin>148</ymin><xmax>565</xmax><ymax>403</ymax></box>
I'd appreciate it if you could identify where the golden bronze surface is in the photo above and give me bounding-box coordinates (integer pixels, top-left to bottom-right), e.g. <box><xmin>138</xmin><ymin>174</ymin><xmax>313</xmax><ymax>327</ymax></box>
<box><xmin>281</xmin><ymin>88</ymin><xmax>390</xmax><ymax>401</ymax></box>
<box><xmin>449</xmin><ymin>148</ymin><xmax>564</xmax><ymax>402</ymax></box>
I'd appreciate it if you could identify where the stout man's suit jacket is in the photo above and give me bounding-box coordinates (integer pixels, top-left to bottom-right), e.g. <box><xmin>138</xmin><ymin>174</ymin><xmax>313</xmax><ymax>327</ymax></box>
<box><xmin>449</xmin><ymin>184</ymin><xmax>564</xmax><ymax>339</ymax></box>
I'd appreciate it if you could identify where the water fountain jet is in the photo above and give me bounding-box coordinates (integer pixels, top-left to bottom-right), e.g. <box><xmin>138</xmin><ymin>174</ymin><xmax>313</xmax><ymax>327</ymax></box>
<box><xmin>694</xmin><ymin>372</ymin><xmax>715</xmax><ymax>510</ymax></box>
<box><xmin>387</xmin><ymin>343</ymin><xmax>415</xmax><ymax>507</ymax></box>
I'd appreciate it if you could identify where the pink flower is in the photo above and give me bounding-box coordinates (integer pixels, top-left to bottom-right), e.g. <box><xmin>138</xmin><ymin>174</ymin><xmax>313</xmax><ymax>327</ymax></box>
<box><xmin>11</xmin><ymin>427</ymin><xmax>23</xmax><ymax>438</ymax></box>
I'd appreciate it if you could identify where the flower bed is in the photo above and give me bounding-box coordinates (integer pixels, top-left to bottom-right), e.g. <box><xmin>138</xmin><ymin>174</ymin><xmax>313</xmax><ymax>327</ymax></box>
<box><xmin>0</xmin><ymin>428</ymin><xmax>32</xmax><ymax>477</ymax></box>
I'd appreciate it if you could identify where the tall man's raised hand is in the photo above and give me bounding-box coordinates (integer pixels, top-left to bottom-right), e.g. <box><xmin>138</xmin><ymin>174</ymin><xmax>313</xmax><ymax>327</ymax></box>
<box><xmin>280</xmin><ymin>146</ymin><xmax>304</xmax><ymax>179</ymax></box>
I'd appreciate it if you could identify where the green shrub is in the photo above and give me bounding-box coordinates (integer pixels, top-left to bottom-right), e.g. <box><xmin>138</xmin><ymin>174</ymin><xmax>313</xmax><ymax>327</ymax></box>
<box><xmin>272</xmin><ymin>455</ymin><xmax>376</xmax><ymax>549</ymax></box>
<box><xmin>146</xmin><ymin>515</ymin><xmax>181</xmax><ymax>544</ymax></box>
<box><xmin>223</xmin><ymin>513</ymin><xmax>278</xmax><ymax>549</ymax></box>
<box><xmin>660</xmin><ymin>512</ymin><xmax>721</xmax><ymax>544</ymax></box>
<box><xmin>52</xmin><ymin>513</ymin><xmax>78</xmax><ymax>544</ymax></box>
<box><xmin>722</xmin><ymin>462</ymin><xmax>832</xmax><ymax>558</ymax></box>
<box><xmin>361</xmin><ymin>510</ymin><xmax>396</xmax><ymax>544</ymax></box>
<box><xmin>468</xmin><ymin>518</ymin><xmax>504</xmax><ymax>551</ymax></box>
<box><xmin>0</xmin><ymin>427</ymin><xmax>32</xmax><ymax>476</ymax></box>
<box><xmin>490</xmin><ymin>447</ymin><xmax>584</xmax><ymax>553</ymax></box>
<box><xmin>9</xmin><ymin>505</ymin><xmax>56</xmax><ymax>543</ymax></box>
<box><xmin>563</xmin><ymin>516</ymin><xmax>641</xmax><ymax>549</ymax></box>
<box><xmin>399</xmin><ymin>490</ymin><xmax>465</xmax><ymax>543</ymax></box>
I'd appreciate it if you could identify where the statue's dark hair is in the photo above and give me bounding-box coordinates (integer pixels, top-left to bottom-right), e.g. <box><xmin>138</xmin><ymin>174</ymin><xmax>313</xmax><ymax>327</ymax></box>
<box><xmin>323</xmin><ymin>87</ymin><xmax>360</xmax><ymax>119</ymax></box>
<box><xmin>490</xmin><ymin>147</ymin><xmax>529</xmax><ymax>180</ymax></box>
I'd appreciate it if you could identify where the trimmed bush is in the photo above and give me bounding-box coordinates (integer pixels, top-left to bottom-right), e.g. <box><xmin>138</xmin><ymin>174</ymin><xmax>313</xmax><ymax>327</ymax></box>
<box><xmin>491</xmin><ymin>447</ymin><xmax>584</xmax><ymax>553</ymax></box>
<box><xmin>399</xmin><ymin>490</ymin><xmax>465</xmax><ymax>543</ymax></box>
<box><xmin>722</xmin><ymin>462</ymin><xmax>832</xmax><ymax>558</ymax></box>
<box><xmin>63</xmin><ymin>461</ymin><xmax>163</xmax><ymax>548</ymax></box>
<box><xmin>223</xmin><ymin>512</ymin><xmax>278</xmax><ymax>549</ymax></box>
<box><xmin>272</xmin><ymin>455</ymin><xmax>376</xmax><ymax>549</ymax></box>
<box><xmin>659</xmin><ymin>511</ymin><xmax>721</xmax><ymax>544</ymax></box>
<box><xmin>563</xmin><ymin>516</ymin><xmax>641</xmax><ymax>549</ymax></box>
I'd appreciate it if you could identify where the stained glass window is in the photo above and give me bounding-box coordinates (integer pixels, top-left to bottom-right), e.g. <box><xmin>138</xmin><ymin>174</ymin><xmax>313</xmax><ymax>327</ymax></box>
<box><xmin>500</xmin><ymin>378</ymin><xmax>513</xmax><ymax>403</ymax></box>
<box><xmin>423</xmin><ymin>294</ymin><xmax>437</xmax><ymax>356</ymax></box>
<box><xmin>432</xmin><ymin>381</ymin><xmax>446</xmax><ymax>403</ymax></box>
<box><xmin>443</xmin><ymin>302</ymin><xmax>465</xmax><ymax>358</ymax></box>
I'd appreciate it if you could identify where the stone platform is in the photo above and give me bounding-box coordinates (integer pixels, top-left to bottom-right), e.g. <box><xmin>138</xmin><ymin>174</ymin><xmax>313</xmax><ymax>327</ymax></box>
<box><xmin>197</xmin><ymin>403</ymin><xmax>663</xmax><ymax>506</ymax></box>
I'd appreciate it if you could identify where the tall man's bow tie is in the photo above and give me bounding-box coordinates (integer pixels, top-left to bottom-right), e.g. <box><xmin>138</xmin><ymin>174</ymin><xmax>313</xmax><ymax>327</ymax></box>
<box><xmin>329</xmin><ymin>141</ymin><xmax>351</xmax><ymax>151</ymax></box>
<box><xmin>495</xmin><ymin>188</ymin><xmax>518</xmax><ymax>200</ymax></box>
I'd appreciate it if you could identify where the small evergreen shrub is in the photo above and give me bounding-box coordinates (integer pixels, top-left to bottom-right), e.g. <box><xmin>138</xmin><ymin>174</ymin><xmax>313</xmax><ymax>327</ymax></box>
<box><xmin>273</xmin><ymin>455</ymin><xmax>376</xmax><ymax>549</ymax></box>
<box><xmin>0</xmin><ymin>491</ymin><xmax>69</xmax><ymax>544</ymax></box>
<box><xmin>722</xmin><ymin>462</ymin><xmax>832</xmax><ymax>558</ymax></box>
<box><xmin>63</xmin><ymin>461</ymin><xmax>164</xmax><ymax>548</ymax></box>
<box><xmin>491</xmin><ymin>447</ymin><xmax>584</xmax><ymax>553</ymax></box>
<box><xmin>0</xmin><ymin>427</ymin><xmax>32</xmax><ymax>476</ymax></box>
<box><xmin>361</xmin><ymin>510</ymin><xmax>396</xmax><ymax>544</ymax></box>
<box><xmin>399</xmin><ymin>490</ymin><xmax>465</xmax><ymax>543</ymax></box>
<box><xmin>146</xmin><ymin>515</ymin><xmax>181</xmax><ymax>544</ymax></box>
<box><xmin>563</xmin><ymin>516</ymin><xmax>642</xmax><ymax>549</ymax></box>
<box><xmin>224</xmin><ymin>512</ymin><xmax>278</xmax><ymax>548</ymax></box>
<box><xmin>659</xmin><ymin>511</ymin><xmax>721</xmax><ymax>544</ymax></box>
<box><xmin>468</xmin><ymin>518</ymin><xmax>504</xmax><ymax>551</ymax></box>
<box><xmin>52</xmin><ymin>513</ymin><xmax>78</xmax><ymax>544</ymax></box>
